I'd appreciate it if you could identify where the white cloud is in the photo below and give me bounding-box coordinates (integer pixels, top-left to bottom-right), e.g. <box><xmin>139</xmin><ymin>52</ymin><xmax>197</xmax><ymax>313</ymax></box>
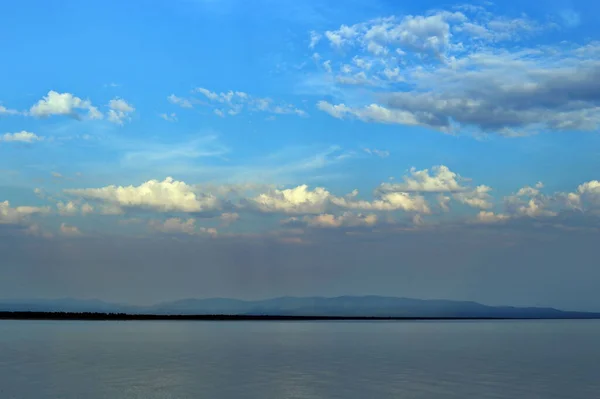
<box><xmin>292</xmin><ymin>212</ymin><xmax>378</xmax><ymax>229</ymax></box>
<box><xmin>332</xmin><ymin>191</ymin><xmax>431</xmax><ymax>213</ymax></box>
<box><xmin>55</xmin><ymin>201</ymin><xmax>94</xmax><ymax>216</ymax></box>
<box><xmin>64</xmin><ymin>177</ymin><xmax>220</xmax><ymax>213</ymax></box>
<box><xmin>149</xmin><ymin>217</ymin><xmax>197</xmax><ymax>235</ymax></box>
<box><xmin>0</xmin><ymin>105</ymin><xmax>19</xmax><ymax>115</ymax></box>
<box><xmin>504</xmin><ymin>183</ymin><xmax>557</xmax><ymax>218</ymax></box>
<box><xmin>557</xmin><ymin>180</ymin><xmax>600</xmax><ymax>213</ymax></box>
<box><xmin>149</xmin><ymin>217</ymin><xmax>218</xmax><ymax>237</ymax></box>
<box><xmin>454</xmin><ymin>185</ymin><xmax>493</xmax><ymax>210</ymax></box>
<box><xmin>437</xmin><ymin>195</ymin><xmax>451</xmax><ymax>212</ymax></box>
<box><xmin>194</xmin><ymin>86</ymin><xmax>307</xmax><ymax>117</ymax></box>
<box><xmin>30</xmin><ymin>91</ymin><xmax>102</xmax><ymax>120</ymax></box>
<box><xmin>378</xmin><ymin>165</ymin><xmax>465</xmax><ymax>193</ymax></box>
<box><xmin>159</xmin><ymin>112</ymin><xmax>178</xmax><ymax>122</ymax></box>
<box><xmin>475</xmin><ymin>211</ymin><xmax>510</xmax><ymax>223</ymax></box>
<box><xmin>309</xmin><ymin>31</ymin><xmax>322</xmax><ymax>48</ymax></box>
<box><xmin>363</xmin><ymin>148</ymin><xmax>390</xmax><ymax>158</ymax></box>
<box><xmin>0</xmin><ymin>201</ymin><xmax>49</xmax><ymax>225</ymax></box>
<box><xmin>107</xmin><ymin>98</ymin><xmax>135</xmax><ymax>125</ymax></box>
<box><xmin>317</xmin><ymin>101</ymin><xmax>420</xmax><ymax>125</ymax></box>
<box><xmin>56</xmin><ymin>201</ymin><xmax>79</xmax><ymax>216</ymax></box>
<box><xmin>167</xmin><ymin>94</ymin><xmax>193</xmax><ymax>108</ymax></box>
<box><xmin>250</xmin><ymin>185</ymin><xmax>331</xmax><ymax>214</ymax></box>
<box><xmin>60</xmin><ymin>223</ymin><xmax>82</xmax><ymax>236</ymax></box>
<box><xmin>0</xmin><ymin>131</ymin><xmax>43</xmax><ymax>143</ymax></box>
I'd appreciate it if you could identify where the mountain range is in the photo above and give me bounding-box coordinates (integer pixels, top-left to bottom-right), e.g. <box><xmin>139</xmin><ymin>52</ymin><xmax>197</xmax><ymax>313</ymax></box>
<box><xmin>1</xmin><ymin>296</ymin><xmax>599</xmax><ymax>318</ymax></box>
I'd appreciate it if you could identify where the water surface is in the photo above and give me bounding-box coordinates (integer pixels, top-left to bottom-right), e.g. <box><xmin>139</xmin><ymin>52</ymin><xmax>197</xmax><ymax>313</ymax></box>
<box><xmin>1</xmin><ymin>320</ymin><xmax>598</xmax><ymax>398</ymax></box>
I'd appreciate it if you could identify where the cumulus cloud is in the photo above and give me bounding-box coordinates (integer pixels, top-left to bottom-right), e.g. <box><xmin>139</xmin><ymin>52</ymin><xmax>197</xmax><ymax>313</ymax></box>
<box><xmin>504</xmin><ymin>183</ymin><xmax>557</xmax><ymax>218</ymax></box>
<box><xmin>29</xmin><ymin>91</ymin><xmax>102</xmax><ymax>120</ymax></box>
<box><xmin>556</xmin><ymin>181</ymin><xmax>600</xmax><ymax>213</ymax></box>
<box><xmin>250</xmin><ymin>185</ymin><xmax>332</xmax><ymax>214</ymax></box>
<box><xmin>107</xmin><ymin>98</ymin><xmax>135</xmax><ymax>125</ymax></box>
<box><xmin>64</xmin><ymin>177</ymin><xmax>220</xmax><ymax>213</ymax></box>
<box><xmin>193</xmin><ymin>87</ymin><xmax>307</xmax><ymax>117</ymax></box>
<box><xmin>454</xmin><ymin>185</ymin><xmax>493</xmax><ymax>210</ymax></box>
<box><xmin>378</xmin><ymin>165</ymin><xmax>465</xmax><ymax>193</ymax></box>
<box><xmin>0</xmin><ymin>131</ymin><xmax>43</xmax><ymax>143</ymax></box>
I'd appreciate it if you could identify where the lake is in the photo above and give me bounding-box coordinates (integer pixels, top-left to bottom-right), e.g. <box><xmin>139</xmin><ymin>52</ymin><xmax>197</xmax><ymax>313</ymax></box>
<box><xmin>1</xmin><ymin>319</ymin><xmax>598</xmax><ymax>398</ymax></box>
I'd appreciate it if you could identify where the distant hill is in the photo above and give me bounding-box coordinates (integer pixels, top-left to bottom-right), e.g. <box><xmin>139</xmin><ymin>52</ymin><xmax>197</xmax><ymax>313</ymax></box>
<box><xmin>1</xmin><ymin>296</ymin><xmax>599</xmax><ymax>319</ymax></box>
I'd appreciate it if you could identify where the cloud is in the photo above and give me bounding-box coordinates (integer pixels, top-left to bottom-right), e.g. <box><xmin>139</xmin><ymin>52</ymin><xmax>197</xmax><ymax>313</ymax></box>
<box><xmin>249</xmin><ymin>185</ymin><xmax>332</xmax><ymax>214</ymax></box>
<box><xmin>363</xmin><ymin>148</ymin><xmax>390</xmax><ymax>158</ymax></box>
<box><xmin>64</xmin><ymin>177</ymin><xmax>221</xmax><ymax>213</ymax></box>
<box><xmin>556</xmin><ymin>180</ymin><xmax>600</xmax><ymax>213</ymax></box>
<box><xmin>25</xmin><ymin>223</ymin><xmax>54</xmax><ymax>238</ymax></box>
<box><xmin>375</xmin><ymin>165</ymin><xmax>493</xmax><ymax>210</ymax></box>
<box><xmin>0</xmin><ymin>105</ymin><xmax>19</xmax><ymax>116</ymax></box>
<box><xmin>159</xmin><ymin>112</ymin><xmax>178</xmax><ymax>122</ymax></box>
<box><xmin>167</xmin><ymin>94</ymin><xmax>193</xmax><ymax>108</ymax></box>
<box><xmin>149</xmin><ymin>217</ymin><xmax>218</xmax><ymax>237</ymax></box>
<box><xmin>454</xmin><ymin>185</ymin><xmax>493</xmax><ymax>210</ymax></box>
<box><xmin>193</xmin><ymin>87</ymin><xmax>307</xmax><ymax>117</ymax></box>
<box><xmin>56</xmin><ymin>201</ymin><xmax>78</xmax><ymax>216</ymax></box>
<box><xmin>437</xmin><ymin>195</ymin><xmax>451</xmax><ymax>212</ymax></box>
<box><xmin>60</xmin><ymin>223</ymin><xmax>82</xmax><ymax>236</ymax></box>
<box><xmin>317</xmin><ymin>101</ymin><xmax>420</xmax><ymax>125</ymax></box>
<box><xmin>149</xmin><ymin>217</ymin><xmax>197</xmax><ymax>235</ymax></box>
<box><xmin>56</xmin><ymin>201</ymin><xmax>94</xmax><ymax>216</ymax></box>
<box><xmin>308</xmin><ymin>6</ymin><xmax>600</xmax><ymax>136</ymax></box>
<box><xmin>0</xmin><ymin>201</ymin><xmax>49</xmax><ymax>225</ymax></box>
<box><xmin>107</xmin><ymin>98</ymin><xmax>135</xmax><ymax>125</ymax></box>
<box><xmin>0</xmin><ymin>131</ymin><xmax>43</xmax><ymax>143</ymax></box>
<box><xmin>219</xmin><ymin>212</ymin><xmax>240</xmax><ymax>226</ymax></box>
<box><xmin>309</xmin><ymin>31</ymin><xmax>322</xmax><ymax>48</ymax></box>
<box><xmin>301</xmin><ymin>212</ymin><xmax>378</xmax><ymax>228</ymax></box>
<box><xmin>378</xmin><ymin>165</ymin><xmax>465</xmax><ymax>193</ymax></box>
<box><xmin>331</xmin><ymin>191</ymin><xmax>431</xmax><ymax>213</ymax></box>
<box><xmin>504</xmin><ymin>183</ymin><xmax>557</xmax><ymax>218</ymax></box>
<box><xmin>30</xmin><ymin>91</ymin><xmax>103</xmax><ymax>120</ymax></box>
<box><xmin>475</xmin><ymin>211</ymin><xmax>510</xmax><ymax>223</ymax></box>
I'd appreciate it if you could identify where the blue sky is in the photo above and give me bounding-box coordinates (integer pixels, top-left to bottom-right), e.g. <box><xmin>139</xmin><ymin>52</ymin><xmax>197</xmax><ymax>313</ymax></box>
<box><xmin>1</xmin><ymin>0</ymin><xmax>600</xmax><ymax>309</ymax></box>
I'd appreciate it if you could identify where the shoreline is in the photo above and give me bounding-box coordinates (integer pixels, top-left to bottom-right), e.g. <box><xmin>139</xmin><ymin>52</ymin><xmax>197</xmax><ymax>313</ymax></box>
<box><xmin>1</xmin><ymin>311</ymin><xmax>599</xmax><ymax>321</ymax></box>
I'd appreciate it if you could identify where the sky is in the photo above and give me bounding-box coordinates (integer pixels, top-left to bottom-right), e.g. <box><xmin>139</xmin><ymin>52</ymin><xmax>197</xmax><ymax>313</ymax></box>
<box><xmin>1</xmin><ymin>0</ymin><xmax>599</xmax><ymax>310</ymax></box>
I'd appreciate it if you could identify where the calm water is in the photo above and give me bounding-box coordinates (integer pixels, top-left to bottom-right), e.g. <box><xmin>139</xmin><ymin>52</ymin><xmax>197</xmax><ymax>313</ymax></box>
<box><xmin>0</xmin><ymin>320</ymin><xmax>598</xmax><ymax>399</ymax></box>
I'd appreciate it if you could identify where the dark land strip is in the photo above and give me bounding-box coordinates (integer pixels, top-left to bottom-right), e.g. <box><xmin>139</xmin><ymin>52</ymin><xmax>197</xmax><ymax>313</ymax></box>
<box><xmin>2</xmin><ymin>312</ymin><xmax>599</xmax><ymax>321</ymax></box>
